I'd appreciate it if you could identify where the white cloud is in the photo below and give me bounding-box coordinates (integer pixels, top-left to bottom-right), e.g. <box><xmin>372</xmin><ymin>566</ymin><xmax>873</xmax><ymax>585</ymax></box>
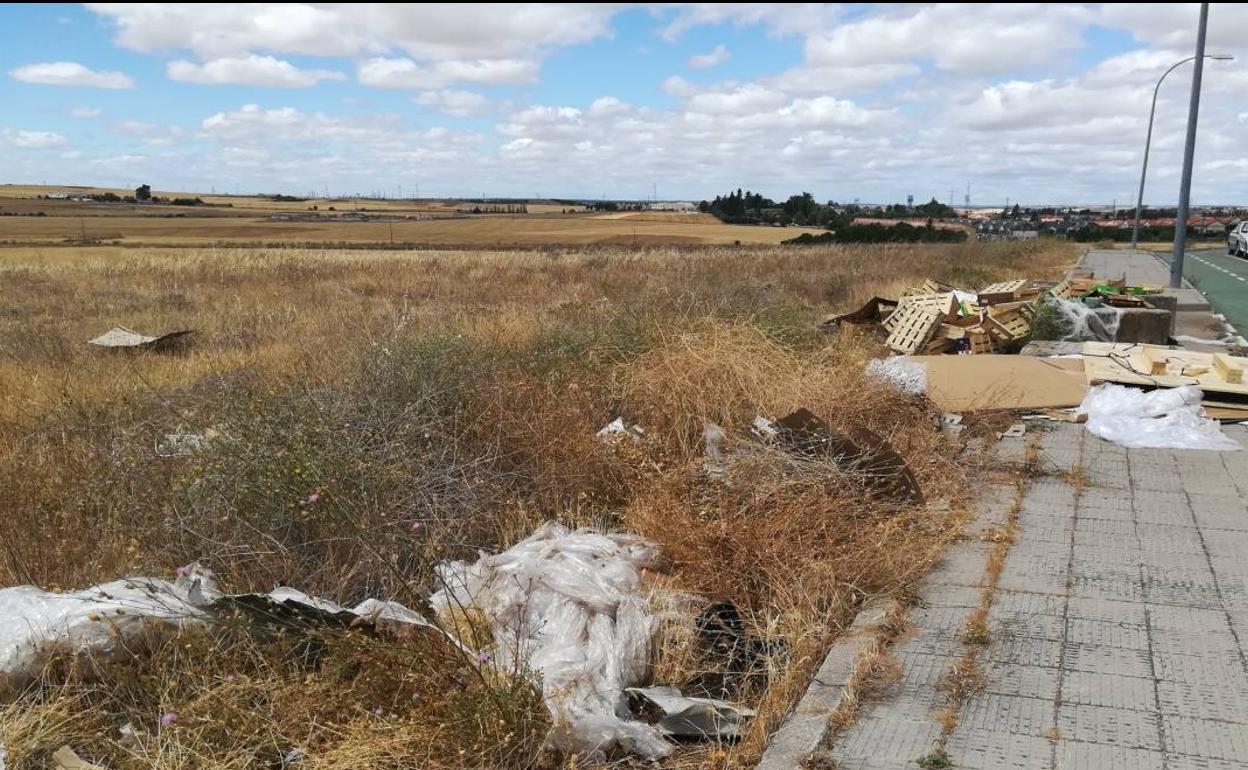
<box><xmin>87</xmin><ymin>3</ymin><xmax>616</xmax><ymax>60</ymax></box>
<box><xmin>805</xmin><ymin>4</ymin><xmax>1092</xmax><ymax>77</ymax></box>
<box><xmin>587</xmin><ymin>97</ymin><xmax>630</xmax><ymax>117</ymax></box>
<box><xmin>686</xmin><ymin>84</ymin><xmax>789</xmax><ymax>115</ymax></box>
<box><xmin>71</xmin><ymin>106</ymin><xmax>103</xmax><ymax>119</ymax></box>
<box><xmin>687</xmin><ymin>44</ymin><xmax>731</xmax><ymax>70</ymax></box>
<box><xmin>116</xmin><ymin>120</ymin><xmax>188</xmax><ymax>146</ymax></box>
<box><xmin>1</xmin><ymin>129</ymin><xmax>69</xmax><ymax>149</ymax></box>
<box><xmin>8</xmin><ymin>61</ymin><xmax>135</xmax><ymax>89</ymax></box>
<box><xmin>358</xmin><ymin>57</ymin><xmax>538</xmax><ymax>89</ymax></box>
<box><xmin>167</xmin><ymin>55</ymin><xmax>345</xmax><ymax>87</ymax></box>
<box><xmin>415</xmin><ymin>89</ymin><xmax>491</xmax><ymax>117</ymax></box>
<box><xmin>660</xmin><ymin>4</ymin><xmax>839</xmax><ymax>42</ymax></box>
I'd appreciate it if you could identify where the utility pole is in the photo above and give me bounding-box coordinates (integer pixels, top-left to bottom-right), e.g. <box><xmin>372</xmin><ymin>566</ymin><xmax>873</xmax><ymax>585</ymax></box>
<box><xmin>1171</xmin><ymin>2</ymin><xmax>1209</xmax><ymax>288</ymax></box>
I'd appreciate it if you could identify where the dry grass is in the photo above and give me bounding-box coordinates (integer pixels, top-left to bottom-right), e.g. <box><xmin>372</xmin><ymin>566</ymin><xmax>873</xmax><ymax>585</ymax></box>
<box><xmin>0</xmin><ymin>239</ymin><xmax>1077</xmax><ymax>768</ymax></box>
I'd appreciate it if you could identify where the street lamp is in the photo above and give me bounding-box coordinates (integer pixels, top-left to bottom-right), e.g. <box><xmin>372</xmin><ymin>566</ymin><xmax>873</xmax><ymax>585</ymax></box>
<box><xmin>1129</xmin><ymin>53</ymin><xmax>1233</xmax><ymax>249</ymax></box>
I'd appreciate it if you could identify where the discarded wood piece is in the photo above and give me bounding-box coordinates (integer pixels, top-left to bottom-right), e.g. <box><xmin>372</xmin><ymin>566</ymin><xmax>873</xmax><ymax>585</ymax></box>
<box><xmin>87</xmin><ymin>325</ymin><xmax>194</xmax><ymax>352</ymax></box>
<box><xmin>821</xmin><ymin>297</ymin><xmax>898</xmax><ymax>330</ymax></box>
<box><xmin>977</xmin><ymin>279</ymin><xmax>1027</xmax><ymax>305</ymax></box>
<box><xmin>774</xmin><ymin>408</ymin><xmax>923</xmax><ymax>503</ymax></box>
<box><xmin>1214</xmin><ymin>353</ymin><xmax>1244</xmax><ymax>384</ymax></box>
<box><xmin>52</xmin><ymin>746</ymin><xmax>106</xmax><ymax>770</ymax></box>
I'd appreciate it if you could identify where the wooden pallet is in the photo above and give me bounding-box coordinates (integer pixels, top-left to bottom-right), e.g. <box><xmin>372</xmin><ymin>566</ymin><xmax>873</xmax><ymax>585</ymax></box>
<box><xmin>901</xmin><ymin>279</ymin><xmax>953</xmax><ymax>297</ymax></box>
<box><xmin>885</xmin><ymin>305</ymin><xmax>944</xmax><ymax>354</ymax></box>
<box><xmin>984</xmin><ymin>307</ymin><xmax>1031</xmax><ymax>341</ymax></box>
<box><xmin>882</xmin><ymin>293</ymin><xmax>957</xmax><ymax>332</ymax></box>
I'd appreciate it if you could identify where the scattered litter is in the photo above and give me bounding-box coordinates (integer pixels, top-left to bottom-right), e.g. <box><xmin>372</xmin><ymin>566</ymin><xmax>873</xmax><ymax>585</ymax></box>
<box><xmin>1021</xmin><ymin>410</ymin><xmax>1087</xmax><ymax>424</ymax></box>
<box><xmin>430</xmin><ymin>522</ymin><xmax>673</xmax><ymax>760</ymax></box>
<box><xmin>866</xmin><ymin>356</ymin><xmax>928</xmax><ymax>395</ymax></box>
<box><xmin>52</xmin><ymin>746</ymin><xmax>104</xmax><ymax>770</ymax></box>
<box><xmin>771</xmin><ymin>408</ymin><xmax>923</xmax><ymax>503</ymax></box>
<box><xmin>749</xmin><ymin>414</ymin><xmax>778</xmax><ymax>442</ymax></box>
<box><xmin>625</xmin><ymin>686</ymin><xmax>755</xmax><ymax>740</ymax></box>
<box><xmin>688</xmin><ymin>601</ymin><xmax>778</xmax><ymax>699</ymax></box>
<box><xmin>596</xmin><ymin>417</ymin><xmax>645</xmax><ymax>443</ymax></box>
<box><xmin>702</xmin><ymin>422</ymin><xmax>727</xmax><ymax>478</ymax></box>
<box><xmin>87</xmin><ymin>326</ymin><xmax>194</xmax><ymax>352</ymax></box>
<box><xmin>998</xmin><ymin>423</ymin><xmax>1026</xmax><ymax>439</ymax></box>
<box><xmin>1077</xmin><ymin>383</ymin><xmax>1240</xmax><ymax>451</ymax></box>
<box><xmin>154</xmin><ymin>430</ymin><xmax>216</xmax><ymax>458</ymax></box>
<box><xmin>941</xmin><ymin>413</ymin><xmax>965</xmax><ymax>437</ymax></box>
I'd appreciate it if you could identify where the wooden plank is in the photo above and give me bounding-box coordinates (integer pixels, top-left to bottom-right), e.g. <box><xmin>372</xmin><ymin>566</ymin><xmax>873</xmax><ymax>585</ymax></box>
<box><xmin>978</xmin><ymin>279</ymin><xmax>1027</xmax><ymax>305</ymax></box>
<box><xmin>1214</xmin><ymin>353</ymin><xmax>1244</xmax><ymax>384</ymax></box>
<box><xmin>1081</xmin><ymin>342</ymin><xmax>1248</xmax><ymax>397</ymax></box>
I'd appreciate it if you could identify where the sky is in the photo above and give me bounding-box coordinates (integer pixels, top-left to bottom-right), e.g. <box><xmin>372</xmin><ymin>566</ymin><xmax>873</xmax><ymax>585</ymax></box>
<box><xmin>2</xmin><ymin>3</ymin><xmax>1247</xmax><ymax>205</ymax></box>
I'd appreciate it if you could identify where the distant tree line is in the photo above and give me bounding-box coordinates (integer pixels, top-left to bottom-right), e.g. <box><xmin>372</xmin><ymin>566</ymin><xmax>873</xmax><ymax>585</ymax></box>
<box><xmin>784</xmin><ymin>221</ymin><xmax>967</xmax><ymax>245</ymax></box>
<box><xmin>699</xmin><ymin>189</ymin><xmax>958</xmax><ymax>227</ymax></box>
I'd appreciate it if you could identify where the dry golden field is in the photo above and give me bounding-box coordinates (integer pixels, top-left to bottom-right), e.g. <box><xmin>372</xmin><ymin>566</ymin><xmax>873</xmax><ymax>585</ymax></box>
<box><xmin>0</xmin><ymin>237</ymin><xmax>1080</xmax><ymax>769</ymax></box>
<box><xmin>0</xmin><ymin>211</ymin><xmax>814</xmax><ymax>247</ymax></box>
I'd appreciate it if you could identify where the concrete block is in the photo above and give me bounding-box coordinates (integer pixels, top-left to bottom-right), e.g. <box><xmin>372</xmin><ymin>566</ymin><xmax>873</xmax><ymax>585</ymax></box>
<box><xmin>1144</xmin><ymin>292</ymin><xmax>1178</xmax><ymax>333</ymax></box>
<box><xmin>1114</xmin><ymin>308</ymin><xmax>1172</xmax><ymax>345</ymax></box>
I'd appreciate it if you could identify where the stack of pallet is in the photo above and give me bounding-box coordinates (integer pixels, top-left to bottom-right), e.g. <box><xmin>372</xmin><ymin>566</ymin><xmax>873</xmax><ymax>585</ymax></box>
<box><xmin>872</xmin><ymin>278</ymin><xmax>1046</xmax><ymax>355</ymax></box>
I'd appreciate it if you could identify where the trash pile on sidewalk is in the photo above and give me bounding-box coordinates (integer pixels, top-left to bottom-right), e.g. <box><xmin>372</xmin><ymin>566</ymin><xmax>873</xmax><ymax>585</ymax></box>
<box><xmin>826</xmin><ymin>275</ymin><xmax>1169</xmax><ymax>354</ymax></box>
<box><xmin>836</xmin><ymin>274</ymin><xmax>1247</xmax><ymax>450</ymax></box>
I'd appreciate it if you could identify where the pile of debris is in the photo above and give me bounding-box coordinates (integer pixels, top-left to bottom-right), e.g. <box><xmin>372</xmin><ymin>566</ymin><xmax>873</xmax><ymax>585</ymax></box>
<box><xmin>826</xmin><ymin>275</ymin><xmax>1168</xmax><ymax>355</ymax></box>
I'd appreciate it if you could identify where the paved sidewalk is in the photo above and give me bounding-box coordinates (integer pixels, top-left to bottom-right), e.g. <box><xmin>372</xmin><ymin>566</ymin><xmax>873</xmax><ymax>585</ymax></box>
<box><xmin>823</xmin><ymin>423</ymin><xmax>1248</xmax><ymax>770</ymax></box>
<box><xmin>770</xmin><ymin>249</ymin><xmax>1248</xmax><ymax>770</ymax></box>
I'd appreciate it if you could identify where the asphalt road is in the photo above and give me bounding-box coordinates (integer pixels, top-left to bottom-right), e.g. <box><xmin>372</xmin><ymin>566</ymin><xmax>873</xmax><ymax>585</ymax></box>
<box><xmin>1162</xmin><ymin>247</ymin><xmax>1248</xmax><ymax>335</ymax></box>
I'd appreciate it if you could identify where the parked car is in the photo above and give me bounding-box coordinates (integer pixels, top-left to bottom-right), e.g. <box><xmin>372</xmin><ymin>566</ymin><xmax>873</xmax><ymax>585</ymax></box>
<box><xmin>1230</xmin><ymin>221</ymin><xmax>1248</xmax><ymax>258</ymax></box>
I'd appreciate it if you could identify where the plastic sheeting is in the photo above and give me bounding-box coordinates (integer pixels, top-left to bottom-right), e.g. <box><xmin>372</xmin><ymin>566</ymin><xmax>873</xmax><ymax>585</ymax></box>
<box><xmin>1047</xmin><ymin>296</ymin><xmax>1121</xmax><ymax>342</ymax></box>
<box><xmin>1078</xmin><ymin>383</ymin><xmax>1241</xmax><ymax>451</ymax></box>
<box><xmin>430</xmin><ymin>522</ymin><xmax>672</xmax><ymax>760</ymax></box>
<box><xmin>0</xmin><ymin>568</ymin><xmax>442</xmax><ymax>679</ymax></box>
<box><xmin>865</xmin><ymin>356</ymin><xmax>927</xmax><ymax>396</ymax></box>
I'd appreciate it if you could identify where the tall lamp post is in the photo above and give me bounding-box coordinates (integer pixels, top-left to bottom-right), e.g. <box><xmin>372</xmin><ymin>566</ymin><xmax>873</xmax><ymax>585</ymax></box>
<box><xmin>1129</xmin><ymin>51</ymin><xmax>1232</xmax><ymax>249</ymax></box>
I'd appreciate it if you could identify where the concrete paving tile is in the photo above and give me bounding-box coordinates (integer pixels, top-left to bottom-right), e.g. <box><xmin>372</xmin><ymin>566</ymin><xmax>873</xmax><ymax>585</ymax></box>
<box><xmin>1056</xmin><ymin>741</ymin><xmax>1163</xmax><ymax>770</ymax></box>
<box><xmin>982</xmin><ymin>661</ymin><xmax>1061</xmax><ymax>700</ymax></box>
<box><xmin>1056</xmin><ymin>703</ymin><xmax>1161</xmax><ymax>750</ymax></box>
<box><xmin>982</xmin><ymin>634</ymin><xmax>1063</xmax><ymax>668</ymax></box>
<box><xmin>1152</xmin><ymin>651</ymin><xmax>1248</xmax><ymax>686</ymax></box>
<box><xmin>1060</xmin><ymin>671</ymin><xmax>1155</xmax><ymax>710</ymax></box>
<box><xmin>1157</xmin><ymin>679</ymin><xmax>1248</xmax><ymax>723</ymax></box>
<box><xmin>946</xmin><ymin>728</ymin><xmax>1054</xmax><ymax>770</ymax></box>
<box><xmin>959</xmin><ymin>692</ymin><xmax>1055</xmax><ymax>737</ymax></box>
<box><xmin>1061</xmin><ymin>642</ymin><xmax>1152</xmax><ymax>678</ymax></box>
<box><xmin>831</xmin><ymin>716</ymin><xmax>944</xmax><ymax>767</ymax></box>
<box><xmin>1065</xmin><ymin>618</ymin><xmax>1150</xmax><ymax>650</ymax></box>
<box><xmin>1165</xmin><ymin>756</ymin><xmax>1248</xmax><ymax>770</ymax></box>
<box><xmin>1065</xmin><ymin>597</ymin><xmax>1147</xmax><ymax>626</ymax></box>
<box><xmin>1164</xmin><ymin>715</ymin><xmax>1248</xmax><ymax>761</ymax></box>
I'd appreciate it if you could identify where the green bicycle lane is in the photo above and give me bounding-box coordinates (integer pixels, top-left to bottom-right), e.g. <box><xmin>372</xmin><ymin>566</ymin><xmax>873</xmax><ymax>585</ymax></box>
<box><xmin>1159</xmin><ymin>248</ymin><xmax>1248</xmax><ymax>335</ymax></box>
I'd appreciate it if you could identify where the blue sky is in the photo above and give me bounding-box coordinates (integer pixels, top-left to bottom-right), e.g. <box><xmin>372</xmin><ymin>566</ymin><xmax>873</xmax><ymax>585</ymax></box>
<box><xmin>2</xmin><ymin>3</ymin><xmax>1247</xmax><ymax>204</ymax></box>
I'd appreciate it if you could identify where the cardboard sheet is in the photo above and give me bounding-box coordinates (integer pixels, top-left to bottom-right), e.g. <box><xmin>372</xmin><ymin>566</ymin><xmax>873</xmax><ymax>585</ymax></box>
<box><xmin>918</xmin><ymin>355</ymin><xmax>1088</xmax><ymax>411</ymax></box>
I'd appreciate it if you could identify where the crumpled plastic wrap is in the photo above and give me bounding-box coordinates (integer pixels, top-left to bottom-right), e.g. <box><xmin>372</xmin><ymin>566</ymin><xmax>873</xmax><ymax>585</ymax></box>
<box><xmin>1078</xmin><ymin>383</ymin><xmax>1241</xmax><ymax>451</ymax></box>
<box><xmin>865</xmin><ymin>356</ymin><xmax>928</xmax><ymax>396</ymax></box>
<box><xmin>430</xmin><ymin>522</ymin><xmax>672</xmax><ymax>760</ymax></box>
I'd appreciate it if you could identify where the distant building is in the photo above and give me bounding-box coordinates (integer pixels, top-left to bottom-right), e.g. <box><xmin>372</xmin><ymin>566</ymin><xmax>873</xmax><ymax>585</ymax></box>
<box><xmin>647</xmin><ymin>201</ymin><xmax>697</xmax><ymax>212</ymax></box>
